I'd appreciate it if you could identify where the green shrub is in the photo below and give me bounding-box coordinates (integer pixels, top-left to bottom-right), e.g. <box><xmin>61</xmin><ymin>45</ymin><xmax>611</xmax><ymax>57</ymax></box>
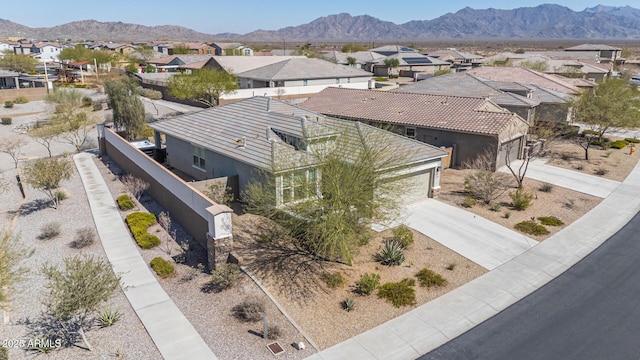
<box><xmin>205</xmin><ymin>263</ymin><xmax>241</xmax><ymax>292</ymax></box>
<box><xmin>140</xmin><ymin>88</ymin><xmax>163</xmax><ymax>100</ymax></box>
<box><xmin>377</xmin><ymin>278</ymin><xmax>416</xmax><ymax>308</ymax></box>
<box><xmin>582</xmin><ymin>129</ymin><xmax>597</xmax><ymax>136</ymax></box>
<box><xmin>514</xmin><ymin>221</ymin><xmax>550</xmax><ymax>235</ymax></box>
<box><xmin>538</xmin><ymin>216</ymin><xmax>564</xmax><ymax>226</ymax></box>
<box><xmin>0</xmin><ymin>345</ymin><xmax>7</xmax><ymax>360</ymax></box>
<box><xmin>320</xmin><ymin>271</ymin><xmax>346</xmax><ymax>289</ymax></box>
<box><xmin>150</xmin><ymin>257</ymin><xmax>175</xmax><ymax>278</ymax></box>
<box><xmin>125</xmin><ymin>212</ymin><xmax>160</xmax><ymax>249</ymax></box>
<box><xmin>231</xmin><ymin>298</ymin><xmax>264</xmax><ymax>322</ymax></box>
<box><xmin>4</xmin><ymin>100</ymin><xmax>13</xmax><ymax>108</ymax></box>
<box><xmin>82</xmin><ymin>96</ymin><xmax>93</xmax><ymax>107</ymax></box>
<box><xmin>415</xmin><ymin>268</ymin><xmax>447</xmax><ymax>288</ymax></box>
<box><xmin>99</xmin><ymin>308</ymin><xmax>122</xmax><ymax>326</ymax></box>
<box><xmin>1</xmin><ymin>117</ymin><xmax>11</xmax><ymax>125</ymax></box>
<box><xmin>373</xmin><ymin>77</ymin><xmax>388</xmax><ymax>82</ymax></box>
<box><xmin>392</xmin><ymin>225</ymin><xmax>414</xmax><ymax>248</ymax></box>
<box><xmin>13</xmin><ymin>95</ymin><xmax>29</xmax><ymax>104</ymax></box>
<box><xmin>510</xmin><ymin>188</ymin><xmax>533</xmax><ymax>211</ymax></box>
<box><xmin>356</xmin><ymin>273</ymin><xmax>381</xmax><ymax>295</ymax></box>
<box><xmin>595</xmin><ymin>167</ymin><xmax>608</xmax><ymax>176</ymax></box>
<box><xmin>266</xmin><ymin>325</ymin><xmax>282</xmax><ymax>340</ymax></box>
<box><xmin>373</xmin><ymin>240</ymin><xmax>405</xmax><ymax>266</ymax></box>
<box><xmin>610</xmin><ymin>140</ymin><xmax>628</xmax><ymax>149</ymax></box>
<box><xmin>56</xmin><ymin>189</ymin><xmax>69</xmax><ymax>201</ymax></box>
<box><xmin>92</xmin><ymin>101</ymin><xmax>103</xmax><ymax>111</ymax></box>
<box><xmin>462</xmin><ymin>196</ymin><xmax>476</xmax><ymax>208</ymax></box>
<box><xmin>539</xmin><ymin>182</ymin><xmax>554</xmax><ymax>193</ymax></box>
<box><xmin>625</xmin><ymin>138</ymin><xmax>640</xmax><ymax>144</ymax></box>
<box><xmin>117</xmin><ymin>194</ymin><xmax>135</xmax><ymax>210</ymax></box>
<box><xmin>342</xmin><ymin>298</ymin><xmax>355</xmax><ymax>312</ymax></box>
<box><xmin>490</xmin><ymin>204</ymin><xmax>501</xmax><ymax>212</ymax></box>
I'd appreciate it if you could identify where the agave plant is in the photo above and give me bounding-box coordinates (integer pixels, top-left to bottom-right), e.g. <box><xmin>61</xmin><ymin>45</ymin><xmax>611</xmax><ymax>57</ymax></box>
<box><xmin>373</xmin><ymin>240</ymin><xmax>405</xmax><ymax>266</ymax></box>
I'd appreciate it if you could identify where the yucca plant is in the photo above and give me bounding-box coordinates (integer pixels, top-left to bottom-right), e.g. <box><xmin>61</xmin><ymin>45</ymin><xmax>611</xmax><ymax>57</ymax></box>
<box><xmin>99</xmin><ymin>308</ymin><xmax>122</xmax><ymax>327</ymax></box>
<box><xmin>373</xmin><ymin>240</ymin><xmax>405</xmax><ymax>266</ymax></box>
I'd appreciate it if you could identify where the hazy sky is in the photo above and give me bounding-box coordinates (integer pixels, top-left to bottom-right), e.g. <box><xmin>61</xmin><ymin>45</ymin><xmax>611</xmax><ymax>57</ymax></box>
<box><xmin>2</xmin><ymin>0</ymin><xmax>634</xmax><ymax>34</ymax></box>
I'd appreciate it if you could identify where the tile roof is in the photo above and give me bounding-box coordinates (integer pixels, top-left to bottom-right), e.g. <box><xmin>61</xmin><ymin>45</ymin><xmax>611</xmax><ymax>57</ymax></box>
<box><xmin>149</xmin><ymin>97</ymin><xmax>444</xmax><ymax>172</ymax></box>
<box><xmin>209</xmin><ymin>56</ymin><xmax>305</xmax><ymax>74</ymax></box>
<box><xmin>565</xmin><ymin>44</ymin><xmax>621</xmax><ymax>51</ymax></box>
<box><xmin>374</xmin><ymin>53</ymin><xmax>450</xmax><ymax>66</ymax></box>
<box><xmin>322</xmin><ymin>51</ymin><xmax>386</xmax><ymax>64</ymax></box>
<box><xmin>466</xmin><ymin>67</ymin><xmax>581</xmax><ymax>94</ymax></box>
<box><xmin>237</xmin><ymin>58</ymin><xmax>372</xmax><ymax>81</ymax></box>
<box><xmin>301</xmin><ymin>87</ymin><xmax>527</xmax><ymax>136</ymax></box>
<box><xmin>394</xmin><ymin>73</ymin><xmax>539</xmax><ymax>107</ymax></box>
<box><xmin>370</xmin><ymin>45</ymin><xmax>418</xmax><ymax>54</ymax></box>
<box><xmin>427</xmin><ymin>49</ymin><xmax>484</xmax><ymax>61</ymax></box>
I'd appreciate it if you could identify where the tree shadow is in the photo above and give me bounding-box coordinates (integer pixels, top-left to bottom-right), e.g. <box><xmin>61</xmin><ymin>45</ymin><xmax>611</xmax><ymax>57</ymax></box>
<box><xmin>17</xmin><ymin>312</ymin><xmax>96</xmax><ymax>352</ymax></box>
<box><xmin>7</xmin><ymin>198</ymin><xmax>52</xmax><ymax>217</ymax></box>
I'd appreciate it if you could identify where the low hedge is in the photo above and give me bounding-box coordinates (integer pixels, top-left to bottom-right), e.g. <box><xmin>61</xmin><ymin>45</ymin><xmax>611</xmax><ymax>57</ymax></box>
<box><xmin>150</xmin><ymin>257</ymin><xmax>175</xmax><ymax>278</ymax></box>
<box><xmin>415</xmin><ymin>268</ymin><xmax>447</xmax><ymax>288</ymax></box>
<box><xmin>538</xmin><ymin>216</ymin><xmax>564</xmax><ymax>226</ymax></box>
<box><xmin>117</xmin><ymin>194</ymin><xmax>134</xmax><ymax>211</ymax></box>
<box><xmin>610</xmin><ymin>140</ymin><xmax>629</xmax><ymax>149</ymax></box>
<box><xmin>514</xmin><ymin>221</ymin><xmax>550</xmax><ymax>236</ymax></box>
<box><xmin>1</xmin><ymin>117</ymin><xmax>11</xmax><ymax>125</ymax></box>
<box><xmin>625</xmin><ymin>138</ymin><xmax>640</xmax><ymax>144</ymax></box>
<box><xmin>377</xmin><ymin>278</ymin><xmax>416</xmax><ymax>308</ymax></box>
<box><xmin>125</xmin><ymin>212</ymin><xmax>160</xmax><ymax>249</ymax></box>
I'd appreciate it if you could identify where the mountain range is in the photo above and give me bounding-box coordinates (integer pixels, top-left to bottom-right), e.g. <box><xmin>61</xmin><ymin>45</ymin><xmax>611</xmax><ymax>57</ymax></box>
<box><xmin>1</xmin><ymin>4</ymin><xmax>640</xmax><ymax>42</ymax></box>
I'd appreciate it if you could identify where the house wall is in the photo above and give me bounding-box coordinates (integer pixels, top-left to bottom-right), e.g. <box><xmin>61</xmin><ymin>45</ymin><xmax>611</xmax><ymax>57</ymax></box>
<box><xmin>536</xmin><ymin>103</ymin><xmax>570</xmax><ymax>123</ymax></box>
<box><xmin>164</xmin><ymin>135</ymin><xmax>261</xmax><ymax>195</ymax></box>
<box><xmin>0</xmin><ymin>87</ymin><xmax>47</xmax><ymax>103</ymax></box>
<box><xmin>413</xmin><ymin>126</ymin><xmax>499</xmax><ymax>168</ymax></box>
<box><xmin>102</xmin><ymin>128</ymin><xmax>215</xmax><ymax>248</ymax></box>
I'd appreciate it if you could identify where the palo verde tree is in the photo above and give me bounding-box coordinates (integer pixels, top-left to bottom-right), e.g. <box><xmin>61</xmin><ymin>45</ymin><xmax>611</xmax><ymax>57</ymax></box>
<box><xmin>572</xmin><ymin>77</ymin><xmax>640</xmax><ymax>160</ymax></box>
<box><xmin>104</xmin><ymin>77</ymin><xmax>146</xmax><ymax>140</ymax></box>
<box><xmin>0</xmin><ymin>50</ymin><xmax>38</xmax><ymax>73</ymax></box>
<box><xmin>167</xmin><ymin>68</ymin><xmax>238</xmax><ymax>107</ymax></box>
<box><xmin>0</xmin><ymin>231</ymin><xmax>32</xmax><ymax>325</ymax></box>
<box><xmin>41</xmin><ymin>255</ymin><xmax>121</xmax><ymax>351</ymax></box>
<box><xmin>384</xmin><ymin>58</ymin><xmax>400</xmax><ymax>76</ymax></box>
<box><xmin>243</xmin><ymin>122</ymin><xmax>415</xmax><ymax>265</ymax></box>
<box><xmin>22</xmin><ymin>157</ymin><xmax>73</xmax><ymax>209</ymax></box>
<box><xmin>45</xmin><ymin>89</ymin><xmax>97</xmax><ymax>152</ymax></box>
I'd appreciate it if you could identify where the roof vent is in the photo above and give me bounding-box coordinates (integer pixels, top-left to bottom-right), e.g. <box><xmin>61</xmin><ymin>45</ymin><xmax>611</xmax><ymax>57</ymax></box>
<box><xmin>234</xmin><ymin>137</ymin><xmax>246</xmax><ymax>148</ymax></box>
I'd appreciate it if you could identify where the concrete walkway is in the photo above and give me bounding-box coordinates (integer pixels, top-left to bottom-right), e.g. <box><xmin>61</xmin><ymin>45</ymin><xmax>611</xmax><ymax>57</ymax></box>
<box><xmin>308</xmin><ymin>158</ymin><xmax>640</xmax><ymax>360</ymax></box>
<box><xmin>403</xmin><ymin>200</ymin><xmax>536</xmax><ymax>270</ymax></box>
<box><xmin>74</xmin><ymin>153</ymin><xmax>217</xmax><ymax>360</ymax></box>
<box><xmin>500</xmin><ymin>158</ymin><xmax>620</xmax><ymax>198</ymax></box>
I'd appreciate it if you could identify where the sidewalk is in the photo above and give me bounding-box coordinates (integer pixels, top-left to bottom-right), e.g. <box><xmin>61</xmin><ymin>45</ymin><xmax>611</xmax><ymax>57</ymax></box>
<box><xmin>74</xmin><ymin>153</ymin><xmax>217</xmax><ymax>360</ymax></box>
<box><xmin>307</xmin><ymin>158</ymin><xmax>640</xmax><ymax>360</ymax></box>
<box><xmin>500</xmin><ymin>158</ymin><xmax>620</xmax><ymax>198</ymax></box>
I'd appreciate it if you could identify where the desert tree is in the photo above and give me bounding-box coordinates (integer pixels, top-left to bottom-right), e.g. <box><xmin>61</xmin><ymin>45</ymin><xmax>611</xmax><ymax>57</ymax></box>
<box><xmin>243</xmin><ymin>122</ymin><xmax>416</xmax><ymax>265</ymax></box>
<box><xmin>463</xmin><ymin>150</ymin><xmax>514</xmax><ymax>204</ymax></box>
<box><xmin>104</xmin><ymin>78</ymin><xmax>146</xmax><ymax>140</ymax></box>
<box><xmin>172</xmin><ymin>43</ymin><xmax>191</xmax><ymax>54</ymax></box>
<box><xmin>0</xmin><ymin>50</ymin><xmax>38</xmax><ymax>73</ymax></box>
<box><xmin>571</xmin><ymin>77</ymin><xmax>640</xmax><ymax>160</ymax></box>
<box><xmin>22</xmin><ymin>157</ymin><xmax>73</xmax><ymax>209</ymax></box>
<box><xmin>517</xmin><ymin>60</ymin><xmax>549</xmax><ymax>72</ymax></box>
<box><xmin>29</xmin><ymin>124</ymin><xmax>59</xmax><ymax>158</ymax></box>
<box><xmin>120</xmin><ymin>173</ymin><xmax>149</xmax><ymax>200</ymax></box>
<box><xmin>384</xmin><ymin>58</ymin><xmax>400</xmax><ymax>76</ymax></box>
<box><xmin>167</xmin><ymin>68</ymin><xmax>238</xmax><ymax>107</ymax></box>
<box><xmin>45</xmin><ymin>89</ymin><xmax>97</xmax><ymax>152</ymax></box>
<box><xmin>41</xmin><ymin>255</ymin><xmax>120</xmax><ymax>351</ymax></box>
<box><xmin>0</xmin><ymin>231</ymin><xmax>32</xmax><ymax>325</ymax></box>
<box><xmin>0</xmin><ymin>136</ymin><xmax>27</xmax><ymax>168</ymax></box>
<box><xmin>346</xmin><ymin>56</ymin><xmax>356</xmax><ymax>66</ymax></box>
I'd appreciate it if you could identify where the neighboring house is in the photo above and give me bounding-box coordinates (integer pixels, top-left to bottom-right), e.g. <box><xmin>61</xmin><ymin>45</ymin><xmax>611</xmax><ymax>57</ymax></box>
<box><xmin>395</xmin><ymin>73</ymin><xmax>540</xmax><ymax>124</ymax></box>
<box><xmin>147</xmin><ymin>55</ymin><xmax>213</xmax><ymax>72</ymax></box>
<box><xmin>466</xmin><ymin>67</ymin><xmax>584</xmax><ymax>95</ymax></box>
<box><xmin>0</xmin><ymin>69</ymin><xmax>48</xmax><ymax>102</ymax></box>
<box><xmin>369</xmin><ymin>53</ymin><xmax>451</xmax><ymax>77</ymax></box>
<box><xmin>564</xmin><ymin>44</ymin><xmax>622</xmax><ymax>64</ymax></box>
<box><xmin>210</xmin><ymin>42</ymin><xmax>245</xmax><ymax>56</ymax></box>
<box><xmin>202</xmin><ymin>55</ymin><xmax>305</xmax><ymax>74</ymax></box>
<box><xmin>427</xmin><ymin>48</ymin><xmax>485</xmax><ymax>71</ymax></box>
<box><xmin>369</xmin><ymin>45</ymin><xmax>419</xmax><ymax>56</ymax></box>
<box><xmin>322</xmin><ymin>51</ymin><xmax>386</xmax><ymax>70</ymax></box>
<box><xmin>148</xmin><ymin>96</ymin><xmax>447</xmax><ymax>206</ymax></box>
<box><xmin>235</xmin><ymin>58</ymin><xmax>373</xmax><ymax>89</ymax></box>
<box><xmin>0</xmin><ymin>42</ymin><xmax>14</xmax><ymax>57</ymax></box>
<box><xmin>302</xmin><ymin>87</ymin><xmax>530</xmax><ymax>169</ymax></box>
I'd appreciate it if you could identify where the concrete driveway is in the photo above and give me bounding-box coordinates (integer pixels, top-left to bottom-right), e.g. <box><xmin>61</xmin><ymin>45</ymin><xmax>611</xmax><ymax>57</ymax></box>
<box><xmin>401</xmin><ymin>199</ymin><xmax>536</xmax><ymax>270</ymax></box>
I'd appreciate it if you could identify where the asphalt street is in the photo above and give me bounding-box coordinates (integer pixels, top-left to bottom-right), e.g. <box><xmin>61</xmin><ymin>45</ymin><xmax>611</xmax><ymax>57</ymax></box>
<box><xmin>420</xmin><ymin>210</ymin><xmax>640</xmax><ymax>360</ymax></box>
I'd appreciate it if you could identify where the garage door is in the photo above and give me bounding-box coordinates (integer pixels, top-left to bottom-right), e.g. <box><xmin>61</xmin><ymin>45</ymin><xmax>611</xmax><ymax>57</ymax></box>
<box><xmin>497</xmin><ymin>138</ymin><xmax>521</xmax><ymax>168</ymax></box>
<box><xmin>384</xmin><ymin>169</ymin><xmax>432</xmax><ymax>205</ymax></box>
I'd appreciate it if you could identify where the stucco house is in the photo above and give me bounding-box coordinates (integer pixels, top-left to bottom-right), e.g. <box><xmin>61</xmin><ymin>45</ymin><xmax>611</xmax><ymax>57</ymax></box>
<box><xmin>427</xmin><ymin>49</ymin><xmax>485</xmax><ymax>71</ymax></box>
<box><xmin>148</xmin><ymin>96</ymin><xmax>447</xmax><ymax>206</ymax></box>
<box><xmin>302</xmin><ymin>87</ymin><xmax>530</xmax><ymax>169</ymax></box>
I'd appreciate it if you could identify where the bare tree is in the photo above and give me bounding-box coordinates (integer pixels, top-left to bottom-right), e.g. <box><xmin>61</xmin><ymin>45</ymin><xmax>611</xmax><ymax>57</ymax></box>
<box><xmin>463</xmin><ymin>150</ymin><xmax>513</xmax><ymax>204</ymax></box>
<box><xmin>158</xmin><ymin>211</ymin><xmax>177</xmax><ymax>256</ymax></box>
<box><xmin>29</xmin><ymin>124</ymin><xmax>58</xmax><ymax>158</ymax></box>
<box><xmin>0</xmin><ymin>136</ymin><xmax>27</xmax><ymax>168</ymax></box>
<box><xmin>121</xmin><ymin>174</ymin><xmax>149</xmax><ymax>200</ymax></box>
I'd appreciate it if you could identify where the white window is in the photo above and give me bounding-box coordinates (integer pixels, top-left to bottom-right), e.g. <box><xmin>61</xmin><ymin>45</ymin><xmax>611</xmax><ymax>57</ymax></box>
<box><xmin>303</xmin><ymin>79</ymin><xmax>308</xmax><ymax>86</ymax></box>
<box><xmin>192</xmin><ymin>146</ymin><xmax>206</xmax><ymax>170</ymax></box>
<box><xmin>405</xmin><ymin>127</ymin><xmax>416</xmax><ymax>139</ymax></box>
<box><xmin>279</xmin><ymin>169</ymin><xmax>318</xmax><ymax>204</ymax></box>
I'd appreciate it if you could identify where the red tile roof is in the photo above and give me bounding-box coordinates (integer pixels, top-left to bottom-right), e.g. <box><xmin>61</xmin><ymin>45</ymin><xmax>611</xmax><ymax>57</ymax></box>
<box><xmin>301</xmin><ymin>88</ymin><xmax>526</xmax><ymax>136</ymax></box>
